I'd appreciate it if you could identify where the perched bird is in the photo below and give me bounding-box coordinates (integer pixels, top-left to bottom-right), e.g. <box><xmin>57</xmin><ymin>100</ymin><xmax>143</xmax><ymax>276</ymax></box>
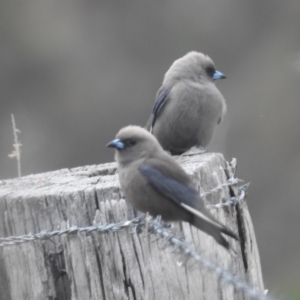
<box><xmin>146</xmin><ymin>51</ymin><xmax>227</xmax><ymax>155</ymax></box>
<box><xmin>107</xmin><ymin>125</ymin><xmax>238</xmax><ymax>250</ymax></box>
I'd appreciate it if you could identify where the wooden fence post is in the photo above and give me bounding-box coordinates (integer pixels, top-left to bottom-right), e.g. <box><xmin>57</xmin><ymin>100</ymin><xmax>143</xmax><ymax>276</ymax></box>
<box><xmin>0</xmin><ymin>153</ymin><xmax>265</xmax><ymax>300</ymax></box>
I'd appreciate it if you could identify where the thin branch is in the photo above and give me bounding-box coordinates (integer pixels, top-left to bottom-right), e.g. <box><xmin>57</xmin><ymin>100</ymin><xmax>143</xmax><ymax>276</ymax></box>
<box><xmin>8</xmin><ymin>114</ymin><xmax>22</xmax><ymax>177</ymax></box>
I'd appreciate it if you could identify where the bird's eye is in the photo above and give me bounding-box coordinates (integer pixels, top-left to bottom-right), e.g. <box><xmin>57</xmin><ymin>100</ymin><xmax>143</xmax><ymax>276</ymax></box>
<box><xmin>206</xmin><ymin>66</ymin><xmax>215</xmax><ymax>78</ymax></box>
<box><xmin>123</xmin><ymin>138</ymin><xmax>137</xmax><ymax>147</ymax></box>
<box><xmin>128</xmin><ymin>139</ymin><xmax>136</xmax><ymax>146</ymax></box>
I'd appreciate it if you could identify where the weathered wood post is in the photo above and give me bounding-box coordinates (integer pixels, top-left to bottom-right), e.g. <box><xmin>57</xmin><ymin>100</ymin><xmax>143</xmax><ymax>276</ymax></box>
<box><xmin>0</xmin><ymin>153</ymin><xmax>265</xmax><ymax>300</ymax></box>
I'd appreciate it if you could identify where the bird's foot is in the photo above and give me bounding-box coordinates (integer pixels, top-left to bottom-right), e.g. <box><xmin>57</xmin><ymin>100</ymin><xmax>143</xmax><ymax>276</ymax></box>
<box><xmin>181</xmin><ymin>147</ymin><xmax>207</xmax><ymax>156</ymax></box>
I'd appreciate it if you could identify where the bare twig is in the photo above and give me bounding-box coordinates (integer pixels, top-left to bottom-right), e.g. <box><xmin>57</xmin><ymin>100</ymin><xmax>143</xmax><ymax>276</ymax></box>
<box><xmin>8</xmin><ymin>114</ymin><xmax>22</xmax><ymax>177</ymax></box>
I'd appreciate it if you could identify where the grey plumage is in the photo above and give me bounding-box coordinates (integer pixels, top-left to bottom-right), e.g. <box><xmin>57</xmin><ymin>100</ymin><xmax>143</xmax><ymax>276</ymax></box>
<box><xmin>146</xmin><ymin>51</ymin><xmax>227</xmax><ymax>155</ymax></box>
<box><xmin>107</xmin><ymin>125</ymin><xmax>238</xmax><ymax>250</ymax></box>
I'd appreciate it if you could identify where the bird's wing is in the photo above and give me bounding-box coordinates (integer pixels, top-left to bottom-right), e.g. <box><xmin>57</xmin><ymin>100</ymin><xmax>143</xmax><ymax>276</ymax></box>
<box><xmin>149</xmin><ymin>86</ymin><xmax>172</xmax><ymax>133</ymax></box>
<box><xmin>139</xmin><ymin>163</ymin><xmax>223</xmax><ymax>229</ymax></box>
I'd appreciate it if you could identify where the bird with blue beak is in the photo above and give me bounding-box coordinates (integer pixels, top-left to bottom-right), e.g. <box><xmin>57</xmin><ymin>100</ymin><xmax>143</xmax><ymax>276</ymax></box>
<box><xmin>146</xmin><ymin>51</ymin><xmax>227</xmax><ymax>155</ymax></box>
<box><xmin>107</xmin><ymin>125</ymin><xmax>239</xmax><ymax>251</ymax></box>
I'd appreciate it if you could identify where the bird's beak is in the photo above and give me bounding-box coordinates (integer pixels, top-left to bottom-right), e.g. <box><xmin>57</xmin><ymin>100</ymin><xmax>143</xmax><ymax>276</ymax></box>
<box><xmin>212</xmin><ymin>70</ymin><xmax>226</xmax><ymax>80</ymax></box>
<box><xmin>106</xmin><ymin>138</ymin><xmax>125</xmax><ymax>150</ymax></box>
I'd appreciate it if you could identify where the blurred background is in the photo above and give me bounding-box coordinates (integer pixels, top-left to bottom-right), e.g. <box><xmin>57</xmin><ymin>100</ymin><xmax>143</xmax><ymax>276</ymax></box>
<box><xmin>0</xmin><ymin>1</ymin><xmax>299</xmax><ymax>298</ymax></box>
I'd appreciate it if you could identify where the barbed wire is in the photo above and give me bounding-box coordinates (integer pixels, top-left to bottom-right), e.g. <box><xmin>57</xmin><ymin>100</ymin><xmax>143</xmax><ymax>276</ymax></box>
<box><xmin>0</xmin><ymin>179</ymin><xmax>249</xmax><ymax>247</ymax></box>
<box><xmin>0</xmin><ymin>218</ymin><xmax>141</xmax><ymax>247</ymax></box>
<box><xmin>207</xmin><ymin>183</ymin><xmax>250</xmax><ymax>209</ymax></box>
<box><xmin>0</xmin><ymin>215</ymin><xmax>273</xmax><ymax>300</ymax></box>
<box><xmin>200</xmin><ymin>177</ymin><xmax>242</xmax><ymax>198</ymax></box>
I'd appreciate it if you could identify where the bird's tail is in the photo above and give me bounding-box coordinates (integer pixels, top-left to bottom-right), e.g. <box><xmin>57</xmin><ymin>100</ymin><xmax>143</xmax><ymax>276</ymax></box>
<box><xmin>179</xmin><ymin>198</ymin><xmax>239</xmax><ymax>251</ymax></box>
<box><xmin>220</xmin><ymin>225</ymin><xmax>239</xmax><ymax>241</ymax></box>
<box><xmin>191</xmin><ymin>215</ymin><xmax>239</xmax><ymax>251</ymax></box>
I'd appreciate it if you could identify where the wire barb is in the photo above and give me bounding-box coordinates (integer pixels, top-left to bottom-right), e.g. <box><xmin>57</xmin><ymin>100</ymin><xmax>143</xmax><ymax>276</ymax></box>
<box><xmin>207</xmin><ymin>182</ymin><xmax>250</xmax><ymax>209</ymax></box>
<box><xmin>200</xmin><ymin>177</ymin><xmax>242</xmax><ymax>198</ymax></box>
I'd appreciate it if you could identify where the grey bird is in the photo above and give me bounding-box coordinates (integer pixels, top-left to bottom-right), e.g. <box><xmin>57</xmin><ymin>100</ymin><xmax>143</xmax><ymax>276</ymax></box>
<box><xmin>146</xmin><ymin>51</ymin><xmax>227</xmax><ymax>155</ymax></box>
<box><xmin>107</xmin><ymin>125</ymin><xmax>238</xmax><ymax>250</ymax></box>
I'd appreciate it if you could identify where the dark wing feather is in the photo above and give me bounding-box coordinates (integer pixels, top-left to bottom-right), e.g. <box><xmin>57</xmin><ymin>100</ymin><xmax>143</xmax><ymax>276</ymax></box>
<box><xmin>139</xmin><ymin>163</ymin><xmax>199</xmax><ymax>209</ymax></box>
<box><xmin>139</xmin><ymin>163</ymin><xmax>239</xmax><ymax>242</ymax></box>
<box><xmin>149</xmin><ymin>86</ymin><xmax>172</xmax><ymax>133</ymax></box>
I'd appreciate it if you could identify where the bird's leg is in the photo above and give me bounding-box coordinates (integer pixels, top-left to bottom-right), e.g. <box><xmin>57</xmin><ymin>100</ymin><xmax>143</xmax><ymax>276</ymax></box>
<box><xmin>181</xmin><ymin>146</ymin><xmax>207</xmax><ymax>156</ymax></box>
